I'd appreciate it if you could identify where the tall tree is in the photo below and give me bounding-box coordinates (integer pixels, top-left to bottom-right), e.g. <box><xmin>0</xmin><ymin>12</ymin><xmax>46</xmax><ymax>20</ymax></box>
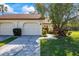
<box><xmin>35</xmin><ymin>3</ymin><xmax>78</xmax><ymax>36</ymax></box>
<box><xmin>0</xmin><ymin>4</ymin><xmax>7</xmax><ymax>15</ymax></box>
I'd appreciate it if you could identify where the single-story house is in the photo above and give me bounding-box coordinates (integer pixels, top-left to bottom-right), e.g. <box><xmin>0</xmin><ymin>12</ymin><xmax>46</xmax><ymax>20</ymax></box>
<box><xmin>0</xmin><ymin>14</ymin><xmax>44</xmax><ymax>35</ymax></box>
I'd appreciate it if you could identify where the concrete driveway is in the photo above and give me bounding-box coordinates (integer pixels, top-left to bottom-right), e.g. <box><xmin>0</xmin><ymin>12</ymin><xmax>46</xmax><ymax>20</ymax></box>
<box><xmin>0</xmin><ymin>35</ymin><xmax>40</xmax><ymax>56</ymax></box>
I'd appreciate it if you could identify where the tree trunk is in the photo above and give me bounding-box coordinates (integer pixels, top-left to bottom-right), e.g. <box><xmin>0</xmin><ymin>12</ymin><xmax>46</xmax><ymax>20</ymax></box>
<box><xmin>52</xmin><ymin>25</ymin><xmax>67</xmax><ymax>37</ymax></box>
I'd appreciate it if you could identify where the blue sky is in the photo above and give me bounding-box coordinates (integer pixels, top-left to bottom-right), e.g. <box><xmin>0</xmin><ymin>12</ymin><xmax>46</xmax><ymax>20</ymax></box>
<box><xmin>3</xmin><ymin>3</ymin><xmax>35</xmax><ymax>14</ymax></box>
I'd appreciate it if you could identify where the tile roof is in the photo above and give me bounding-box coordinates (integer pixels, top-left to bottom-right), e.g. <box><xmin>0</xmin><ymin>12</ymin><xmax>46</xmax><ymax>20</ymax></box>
<box><xmin>0</xmin><ymin>14</ymin><xmax>44</xmax><ymax>20</ymax></box>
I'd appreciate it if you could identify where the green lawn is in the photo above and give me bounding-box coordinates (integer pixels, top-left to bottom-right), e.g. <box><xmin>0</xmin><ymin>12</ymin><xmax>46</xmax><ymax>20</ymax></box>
<box><xmin>0</xmin><ymin>36</ymin><xmax>17</xmax><ymax>47</ymax></box>
<box><xmin>40</xmin><ymin>31</ymin><xmax>79</xmax><ymax>56</ymax></box>
<box><xmin>69</xmin><ymin>31</ymin><xmax>79</xmax><ymax>38</ymax></box>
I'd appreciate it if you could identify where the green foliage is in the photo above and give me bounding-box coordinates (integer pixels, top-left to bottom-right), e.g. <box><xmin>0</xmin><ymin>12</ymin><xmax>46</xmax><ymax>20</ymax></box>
<box><xmin>40</xmin><ymin>31</ymin><xmax>79</xmax><ymax>56</ymax></box>
<box><xmin>49</xmin><ymin>4</ymin><xmax>76</xmax><ymax>27</ymax></box>
<box><xmin>42</xmin><ymin>27</ymin><xmax>48</xmax><ymax>37</ymax></box>
<box><xmin>42</xmin><ymin>30</ymin><xmax>47</xmax><ymax>37</ymax></box>
<box><xmin>67</xmin><ymin>19</ymin><xmax>79</xmax><ymax>30</ymax></box>
<box><xmin>69</xmin><ymin>31</ymin><xmax>79</xmax><ymax>39</ymax></box>
<box><xmin>0</xmin><ymin>4</ymin><xmax>8</xmax><ymax>15</ymax></box>
<box><xmin>35</xmin><ymin>3</ymin><xmax>78</xmax><ymax>28</ymax></box>
<box><xmin>35</xmin><ymin>3</ymin><xmax>46</xmax><ymax>17</ymax></box>
<box><xmin>35</xmin><ymin>3</ymin><xmax>78</xmax><ymax>36</ymax></box>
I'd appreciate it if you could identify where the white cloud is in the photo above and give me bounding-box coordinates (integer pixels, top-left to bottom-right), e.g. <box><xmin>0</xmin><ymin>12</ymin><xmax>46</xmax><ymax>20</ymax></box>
<box><xmin>22</xmin><ymin>5</ymin><xmax>35</xmax><ymax>14</ymax></box>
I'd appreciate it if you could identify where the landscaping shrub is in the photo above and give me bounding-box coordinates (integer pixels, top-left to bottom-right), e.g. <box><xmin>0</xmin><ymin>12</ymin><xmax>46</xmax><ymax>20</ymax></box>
<box><xmin>42</xmin><ymin>27</ymin><xmax>49</xmax><ymax>37</ymax></box>
<box><xmin>42</xmin><ymin>30</ymin><xmax>47</xmax><ymax>37</ymax></box>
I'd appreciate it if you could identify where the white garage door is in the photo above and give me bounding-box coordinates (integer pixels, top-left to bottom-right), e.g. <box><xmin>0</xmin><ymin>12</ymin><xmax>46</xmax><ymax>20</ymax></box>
<box><xmin>0</xmin><ymin>23</ymin><xmax>14</xmax><ymax>35</ymax></box>
<box><xmin>23</xmin><ymin>23</ymin><xmax>42</xmax><ymax>35</ymax></box>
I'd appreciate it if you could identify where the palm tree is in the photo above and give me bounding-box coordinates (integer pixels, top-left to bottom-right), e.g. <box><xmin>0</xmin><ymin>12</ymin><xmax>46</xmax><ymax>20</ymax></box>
<box><xmin>0</xmin><ymin>4</ymin><xmax>7</xmax><ymax>15</ymax></box>
<box><xmin>35</xmin><ymin>3</ymin><xmax>78</xmax><ymax>36</ymax></box>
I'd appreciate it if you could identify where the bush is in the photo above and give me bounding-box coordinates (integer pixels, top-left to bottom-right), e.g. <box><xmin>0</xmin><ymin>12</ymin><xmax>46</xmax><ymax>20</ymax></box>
<box><xmin>42</xmin><ymin>30</ymin><xmax>47</xmax><ymax>37</ymax></box>
<box><xmin>42</xmin><ymin>27</ymin><xmax>48</xmax><ymax>37</ymax></box>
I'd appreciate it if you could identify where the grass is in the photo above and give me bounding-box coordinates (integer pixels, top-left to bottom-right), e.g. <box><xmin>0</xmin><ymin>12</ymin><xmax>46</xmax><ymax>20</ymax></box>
<box><xmin>40</xmin><ymin>31</ymin><xmax>79</xmax><ymax>56</ymax></box>
<box><xmin>69</xmin><ymin>31</ymin><xmax>79</xmax><ymax>38</ymax></box>
<box><xmin>0</xmin><ymin>36</ymin><xmax>17</xmax><ymax>47</ymax></box>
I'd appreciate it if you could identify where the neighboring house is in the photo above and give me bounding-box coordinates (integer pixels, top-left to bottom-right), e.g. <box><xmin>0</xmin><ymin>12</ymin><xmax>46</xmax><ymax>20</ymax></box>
<box><xmin>0</xmin><ymin>14</ymin><xmax>44</xmax><ymax>35</ymax></box>
<box><xmin>42</xmin><ymin>17</ymin><xmax>53</xmax><ymax>31</ymax></box>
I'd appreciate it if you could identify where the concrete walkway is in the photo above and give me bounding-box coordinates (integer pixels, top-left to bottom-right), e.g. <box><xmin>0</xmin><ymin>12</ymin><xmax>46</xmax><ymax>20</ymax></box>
<box><xmin>0</xmin><ymin>36</ymin><xmax>40</xmax><ymax>56</ymax></box>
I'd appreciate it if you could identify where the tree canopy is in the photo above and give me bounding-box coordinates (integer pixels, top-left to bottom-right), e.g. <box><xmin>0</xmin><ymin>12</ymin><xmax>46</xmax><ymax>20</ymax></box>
<box><xmin>35</xmin><ymin>3</ymin><xmax>79</xmax><ymax>36</ymax></box>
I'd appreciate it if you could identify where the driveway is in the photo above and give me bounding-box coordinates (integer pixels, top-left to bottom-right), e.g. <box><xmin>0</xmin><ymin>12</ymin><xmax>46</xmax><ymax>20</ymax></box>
<box><xmin>0</xmin><ymin>35</ymin><xmax>40</xmax><ymax>56</ymax></box>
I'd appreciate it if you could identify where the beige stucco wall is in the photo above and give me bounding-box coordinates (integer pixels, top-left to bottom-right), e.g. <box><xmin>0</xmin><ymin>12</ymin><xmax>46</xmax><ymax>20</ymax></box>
<box><xmin>0</xmin><ymin>20</ymin><xmax>42</xmax><ymax>27</ymax></box>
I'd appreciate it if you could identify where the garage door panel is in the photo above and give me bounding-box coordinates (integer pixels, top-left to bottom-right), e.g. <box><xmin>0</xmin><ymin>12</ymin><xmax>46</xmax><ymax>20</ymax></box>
<box><xmin>23</xmin><ymin>23</ymin><xmax>41</xmax><ymax>35</ymax></box>
<box><xmin>0</xmin><ymin>23</ymin><xmax>14</xmax><ymax>35</ymax></box>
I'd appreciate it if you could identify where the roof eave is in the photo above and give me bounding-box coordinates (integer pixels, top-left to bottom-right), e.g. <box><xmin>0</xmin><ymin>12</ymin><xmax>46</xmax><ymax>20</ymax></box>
<box><xmin>0</xmin><ymin>18</ymin><xmax>45</xmax><ymax>20</ymax></box>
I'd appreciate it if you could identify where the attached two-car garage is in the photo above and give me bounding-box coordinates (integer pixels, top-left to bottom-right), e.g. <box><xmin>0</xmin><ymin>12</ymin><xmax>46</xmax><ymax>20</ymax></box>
<box><xmin>0</xmin><ymin>22</ymin><xmax>42</xmax><ymax>35</ymax></box>
<box><xmin>0</xmin><ymin>14</ymin><xmax>44</xmax><ymax>35</ymax></box>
